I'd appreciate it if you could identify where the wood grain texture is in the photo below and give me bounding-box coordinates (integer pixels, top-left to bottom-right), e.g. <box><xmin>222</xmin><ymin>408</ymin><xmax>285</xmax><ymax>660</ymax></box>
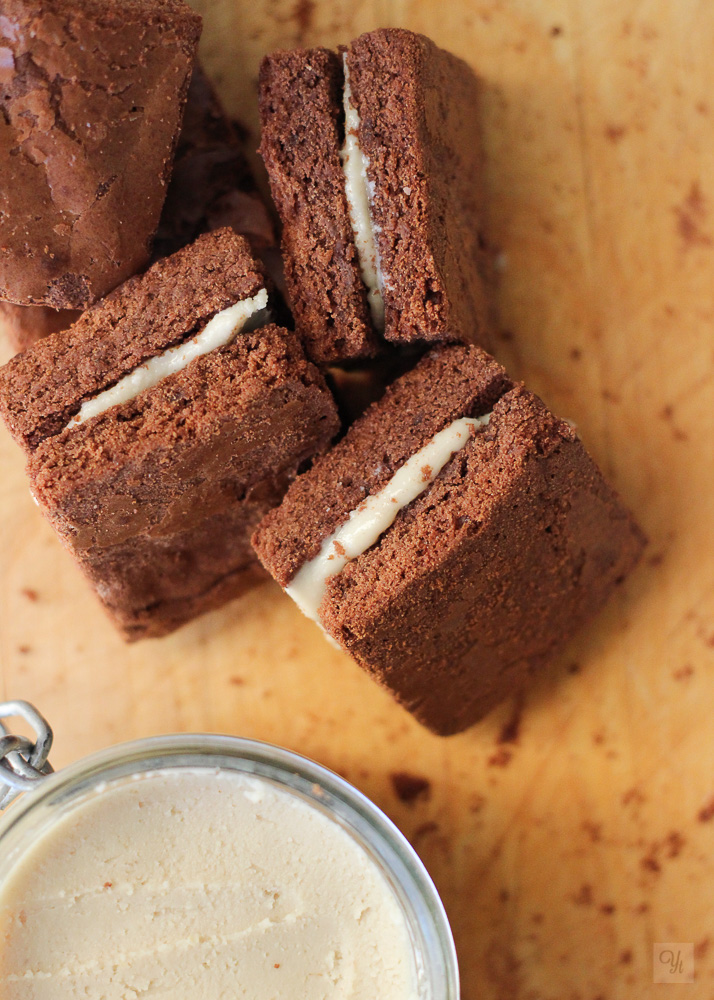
<box><xmin>1</xmin><ymin>1</ymin><xmax>713</xmax><ymax>997</ymax></box>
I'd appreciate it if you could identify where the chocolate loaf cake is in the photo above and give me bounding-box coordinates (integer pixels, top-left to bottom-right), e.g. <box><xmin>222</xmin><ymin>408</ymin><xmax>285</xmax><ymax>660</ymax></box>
<box><xmin>0</xmin><ymin>229</ymin><xmax>339</xmax><ymax>639</ymax></box>
<box><xmin>0</xmin><ymin>0</ymin><xmax>201</xmax><ymax>309</ymax></box>
<box><xmin>0</xmin><ymin>64</ymin><xmax>278</xmax><ymax>356</ymax></box>
<box><xmin>253</xmin><ymin>345</ymin><xmax>646</xmax><ymax>734</ymax></box>
<box><xmin>259</xmin><ymin>29</ymin><xmax>491</xmax><ymax>364</ymax></box>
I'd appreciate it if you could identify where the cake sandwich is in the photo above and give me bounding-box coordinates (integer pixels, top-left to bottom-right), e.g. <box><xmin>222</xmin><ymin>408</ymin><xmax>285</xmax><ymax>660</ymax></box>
<box><xmin>0</xmin><ymin>0</ymin><xmax>202</xmax><ymax>311</ymax></box>
<box><xmin>258</xmin><ymin>28</ymin><xmax>490</xmax><ymax>364</ymax></box>
<box><xmin>253</xmin><ymin>345</ymin><xmax>646</xmax><ymax>734</ymax></box>
<box><xmin>0</xmin><ymin>229</ymin><xmax>340</xmax><ymax>639</ymax></box>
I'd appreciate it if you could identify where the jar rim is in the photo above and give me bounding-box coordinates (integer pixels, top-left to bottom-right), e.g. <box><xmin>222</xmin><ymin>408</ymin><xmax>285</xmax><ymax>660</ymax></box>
<box><xmin>0</xmin><ymin>733</ymin><xmax>459</xmax><ymax>998</ymax></box>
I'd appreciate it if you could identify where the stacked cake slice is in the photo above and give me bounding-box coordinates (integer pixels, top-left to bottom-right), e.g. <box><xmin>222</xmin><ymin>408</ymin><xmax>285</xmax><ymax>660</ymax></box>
<box><xmin>0</xmin><ymin>231</ymin><xmax>338</xmax><ymax>639</ymax></box>
<box><xmin>259</xmin><ymin>28</ymin><xmax>491</xmax><ymax>363</ymax></box>
<box><xmin>253</xmin><ymin>344</ymin><xmax>645</xmax><ymax>734</ymax></box>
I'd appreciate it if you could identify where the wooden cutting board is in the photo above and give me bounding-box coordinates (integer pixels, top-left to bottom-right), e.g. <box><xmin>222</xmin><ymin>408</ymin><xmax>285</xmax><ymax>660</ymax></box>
<box><xmin>1</xmin><ymin>1</ymin><xmax>713</xmax><ymax>996</ymax></box>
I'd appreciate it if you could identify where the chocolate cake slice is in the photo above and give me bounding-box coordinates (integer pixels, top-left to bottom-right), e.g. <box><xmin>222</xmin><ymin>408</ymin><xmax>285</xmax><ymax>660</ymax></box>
<box><xmin>0</xmin><ymin>64</ymin><xmax>278</xmax><ymax>356</ymax></box>
<box><xmin>0</xmin><ymin>0</ymin><xmax>202</xmax><ymax>309</ymax></box>
<box><xmin>259</xmin><ymin>28</ymin><xmax>491</xmax><ymax>364</ymax></box>
<box><xmin>253</xmin><ymin>345</ymin><xmax>646</xmax><ymax>735</ymax></box>
<box><xmin>0</xmin><ymin>229</ymin><xmax>339</xmax><ymax>639</ymax></box>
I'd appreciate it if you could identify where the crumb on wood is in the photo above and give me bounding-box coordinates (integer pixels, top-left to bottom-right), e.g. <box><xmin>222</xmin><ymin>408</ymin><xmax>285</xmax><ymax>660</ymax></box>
<box><xmin>498</xmin><ymin>694</ymin><xmax>524</xmax><ymax>744</ymax></box>
<box><xmin>390</xmin><ymin>771</ymin><xmax>431</xmax><ymax>804</ymax></box>
<box><xmin>571</xmin><ymin>884</ymin><xmax>593</xmax><ymax>906</ymax></box>
<box><xmin>605</xmin><ymin>123</ymin><xmax>627</xmax><ymax>142</ymax></box>
<box><xmin>674</xmin><ymin>181</ymin><xmax>712</xmax><ymax>247</ymax></box>
<box><xmin>488</xmin><ymin>747</ymin><xmax>512</xmax><ymax>768</ymax></box>
<box><xmin>697</xmin><ymin>797</ymin><xmax>714</xmax><ymax>823</ymax></box>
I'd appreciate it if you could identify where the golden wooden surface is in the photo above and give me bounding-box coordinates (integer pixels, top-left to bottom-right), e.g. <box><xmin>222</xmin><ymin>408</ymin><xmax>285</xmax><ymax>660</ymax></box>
<box><xmin>1</xmin><ymin>1</ymin><xmax>714</xmax><ymax>997</ymax></box>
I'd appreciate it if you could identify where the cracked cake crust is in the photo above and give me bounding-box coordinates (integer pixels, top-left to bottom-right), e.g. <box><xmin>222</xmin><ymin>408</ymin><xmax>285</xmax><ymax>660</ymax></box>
<box><xmin>0</xmin><ymin>65</ymin><xmax>277</xmax><ymax>356</ymax></box>
<box><xmin>0</xmin><ymin>0</ymin><xmax>201</xmax><ymax>308</ymax></box>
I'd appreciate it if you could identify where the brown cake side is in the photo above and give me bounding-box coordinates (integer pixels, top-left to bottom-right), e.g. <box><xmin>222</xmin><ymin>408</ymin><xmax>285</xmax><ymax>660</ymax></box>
<box><xmin>22</xmin><ymin>325</ymin><xmax>339</xmax><ymax>640</ymax></box>
<box><xmin>28</xmin><ymin>328</ymin><xmax>339</xmax><ymax>548</ymax></box>
<box><xmin>259</xmin><ymin>48</ymin><xmax>379</xmax><ymax>363</ymax></box>
<box><xmin>346</xmin><ymin>28</ymin><xmax>491</xmax><ymax>350</ymax></box>
<box><xmin>0</xmin><ymin>0</ymin><xmax>201</xmax><ymax>309</ymax></box>
<box><xmin>252</xmin><ymin>345</ymin><xmax>645</xmax><ymax>734</ymax></box>
<box><xmin>0</xmin><ymin>229</ymin><xmax>265</xmax><ymax>452</ymax></box>
<box><xmin>75</xmin><ymin>512</ymin><xmax>257</xmax><ymax>641</ymax></box>
<box><xmin>73</xmin><ymin>476</ymin><xmax>288</xmax><ymax>641</ymax></box>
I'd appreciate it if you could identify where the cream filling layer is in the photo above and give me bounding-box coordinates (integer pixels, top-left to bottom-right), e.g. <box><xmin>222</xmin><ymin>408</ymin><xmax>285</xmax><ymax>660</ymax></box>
<box><xmin>67</xmin><ymin>288</ymin><xmax>269</xmax><ymax>429</ymax></box>
<box><xmin>287</xmin><ymin>413</ymin><xmax>491</xmax><ymax>623</ymax></box>
<box><xmin>340</xmin><ymin>55</ymin><xmax>386</xmax><ymax>332</ymax></box>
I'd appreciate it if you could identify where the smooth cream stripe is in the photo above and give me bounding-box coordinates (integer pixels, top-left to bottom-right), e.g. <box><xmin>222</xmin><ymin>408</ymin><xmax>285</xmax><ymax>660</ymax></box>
<box><xmin>67</xmin><ymin>288</ymin><xmax>269</xmax><ymax>429</ymax></box>
<box><xmin>287</xmin><ymin>413</ymin><xmax>491</xmax><ymax>623</ymax></box>
<box><xmin>340</xmin><ymin>55</ymin><xmax>386</xmax><ymax>332</ymax></box>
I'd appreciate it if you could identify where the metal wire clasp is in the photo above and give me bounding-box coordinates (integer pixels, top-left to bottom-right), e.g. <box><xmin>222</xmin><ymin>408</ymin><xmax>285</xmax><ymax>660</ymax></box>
<box><xmin>0</xmin><ymin>701</ymin><xmax>54</xmax><ymax>809</ymax></box>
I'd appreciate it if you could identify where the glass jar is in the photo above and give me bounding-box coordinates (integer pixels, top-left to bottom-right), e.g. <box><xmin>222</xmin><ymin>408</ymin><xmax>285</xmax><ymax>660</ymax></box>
<box><xmin>0</xmin><ymin>722</ymin><xmax>459</xmax><ymax>998</ymax></box>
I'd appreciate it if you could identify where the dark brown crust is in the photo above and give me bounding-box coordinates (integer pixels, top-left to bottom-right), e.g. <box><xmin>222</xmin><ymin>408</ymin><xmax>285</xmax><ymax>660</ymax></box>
<box><xmin>258</xmin><ymin>47</ymin><xmax>379</xmax><ymax>363</ymax></box>
<box><xmin>252</xmin><ymin>345</ymin><xmax>645</xmax><ymax>734</ymax></box>
<box><xmin>252</xmin><ymin>344</ymin><xmax>512</xmax><ymax>583</ymax></box>
<box><xmin>346</xmin><ymin>29</ymin><xmax>491</xmax><ymax>349</ymax></box>
<box><xmin>0</xmin><ymin>229</ymin><xmax>265</xmax><ymax>452</ymax></box>
<box><xmin>0</xmin><ymin>67</ymin><xmax>276</xmax><ymax>358</ymax></box>
<box><xmin>26</xmin><ymin>325</ymin><xmax>339</xmax><ymax>639</ymax></box>
<box><xmin>0</xmin><ymin>0</ymin><xmax>202</xmax><ymax>308</ymax></box>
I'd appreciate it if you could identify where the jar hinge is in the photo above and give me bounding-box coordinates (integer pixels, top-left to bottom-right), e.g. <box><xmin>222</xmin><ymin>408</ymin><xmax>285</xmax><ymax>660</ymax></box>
<box><xmin>0</xmin><ymin>701</ymin><xmax>54</xmax><ymax>809</ymax></box>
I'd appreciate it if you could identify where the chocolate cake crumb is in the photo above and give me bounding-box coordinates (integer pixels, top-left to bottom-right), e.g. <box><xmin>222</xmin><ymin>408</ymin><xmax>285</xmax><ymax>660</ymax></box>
<box><xmin>390</xmin><ymin>772</ymin><xmax>431</xmax><ymax>804</ymax></box>
<box><xmin>697</xmin><ymin>797</ymin><xmax>714</xmax><ymax>822</ymax></box>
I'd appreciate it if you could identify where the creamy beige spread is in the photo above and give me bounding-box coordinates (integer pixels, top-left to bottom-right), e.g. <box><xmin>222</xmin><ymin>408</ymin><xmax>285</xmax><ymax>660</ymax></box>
<box><xmin>287</xmin><ymin>413</ymin><xmax>491</xmax><ymax>623</ymax></box>
<box><xmin>67</xmin><ymin>288</ymin><xmax>269</xmax><ymax>429</ymax></box>
<box><xmin>340</xmin><ymin>55</ymin><xmax>386</xmax><ymax>331</ymax></box>
<box><xmin>0</xmin><ymin>767</ymin><xmax>417</xmax><ymax>998</ymax></box>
